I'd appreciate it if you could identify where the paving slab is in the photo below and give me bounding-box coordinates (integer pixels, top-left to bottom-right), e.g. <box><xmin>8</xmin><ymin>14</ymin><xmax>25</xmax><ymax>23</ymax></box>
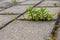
<box><xmin>0</xmin><ymin>0</ymin><xmax>25</xmax><ymax>3</ymax></box>
<box><xmin>11</xmin><ymin>0</ymin><xmax>26</xmax><ymax>2</ymax></box>
<box><xmin>0</xmin><ymin>2</ymin><xmax>15</xmax><ymax>9</ymax></box>
<box><xmin>0</xmin><ymin>15</ymin><xmax>18</xmax><ymax>27</ymax></box>
<box><xmin>0</xmin><ymin>0</ymin><xmax>60</xmax><ymax>40</ymax></box>
<box><xmin>37</xmin><ymin>1</ymin><xmax>60</xmax><ymax>6</ymax></box>
<box><xmin>20</xmin><ymin>0</ymin><xmax>42</xmax><ymax>5</ymax></box>
<box><xmin>0</xmin><ymin>20</ymin><xmax>56</xmax><ymax>40</ymax></box>
<box><xmin>0</xmin><ymin>0</ymin><xmax>26</xmax><ymax>9</ymax></box>
<box><xmin>0</xmin><ymin>5</ymin><xmax>33</xmax><ymax>14</ymax></box>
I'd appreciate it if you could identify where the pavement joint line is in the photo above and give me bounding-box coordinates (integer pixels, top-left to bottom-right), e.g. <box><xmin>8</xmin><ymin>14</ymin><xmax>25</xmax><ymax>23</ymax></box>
<box><xmin>17</xmin><ymin>19</ymin><xmax>57</xmax><ymax>21</ymax></box>
<box><xmin>36</xmin><ymin>6</ymin><xmax>60</xmax><ymax>8</ymax></box>
<box><xmin>50</xmin><ymin>12</ymin><xmax>60</xmax><ymax>40</ymax></box>
<box><xmin>0</xmin><ymin>0</ymin><xmax>27</xmax><ymax>11</ymax></box>
<box><xmin>0</xmin><ymin>14</ymin><xmax>19</xmax><ymax>15</ymax></box>
<box><xmin>16</xmin><ymin>4</ymin><xmax>35</xmax><ymax>6</ymax></box>
<box><xmin>16</xmin><ymin>4</ymin><xmax>60</xmax><ymax>7</ymax></box>
<box><xmin>0</xmin><ymin>0</ymin><xmax>45</xmax><ymax>30</ymax></box>
<box><xmin>0</xmin><ymin>13</ymin><xmax>21</xmax><ymax>15</ymax></box>
<box><xmin>44</xmin><ymin>0</ymin><xmax>60</xmax><ymax>1</ymax></box>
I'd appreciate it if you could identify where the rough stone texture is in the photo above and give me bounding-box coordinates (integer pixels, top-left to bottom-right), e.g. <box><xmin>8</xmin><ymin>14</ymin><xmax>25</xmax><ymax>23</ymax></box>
<box><xmin>0</xmin><ymin>0</ymin><xmax>25</xmax><ymax>3</ymax></box>
<box><xmin>0</xmin><ymin>0</ymin><xmax>26</xmax><ymax>7</ymax></box>
<box><xmin>0</xmin><ymin>0</ymin><xmax>60</xmax><ymax>40</ymax></box>
<box><xmin>0</xmin><ymin>20</ymin><xmax>55</xmax><ymax>40</ymax></box>
<box><xmin>37</xmin><ymin>1</ymin><xmax>60</xmax><ymax>6</ymax></box>
<box><xmin>20</xmin><ymin>0</ymin><xmax>41</xmax><ymax>5</ymax></box>
<box><xmin>0</xmin><ymin>0</ymin><xmax>26</xmax><ymax>11</ymax></box>
<box><xmin>0</xmin><ymin>5</ymin><xmax>33</xmax><ymax>14</ymax></box>
<box><xmin>0</xmin><ymin>15</ymin><xmax>18</xmax><ymax>27</ymax></box>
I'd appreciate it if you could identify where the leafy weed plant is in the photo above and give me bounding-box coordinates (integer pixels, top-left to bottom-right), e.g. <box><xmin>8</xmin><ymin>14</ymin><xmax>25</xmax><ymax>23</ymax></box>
<box><xmin>12</xmin><ymin>0</ymin><xmax>16</xmax><ymax>3</ymax></box>
<box><xmin>27</xmin><ymin>7</ymin><xmax>54</xmax><ymax>21</ymax></box>
<box><xmin>53</xmin><ymin>3</ymin><xmax>57</xmax><ymax>6</ymax></box>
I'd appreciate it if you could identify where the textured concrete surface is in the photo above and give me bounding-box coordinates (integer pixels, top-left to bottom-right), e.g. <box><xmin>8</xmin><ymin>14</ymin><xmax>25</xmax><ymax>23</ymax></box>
<box><xmin>20</xmin><ymin>0</ymin><xmax>41</xmax><ymax>4</ymax></box>
<box><xmin>0</xmin><ymin>20</ymin><xmax>55</xmax><ymax>40</ymax></box>
<box><xmin>0</xmin><ymin>0</ymin><xmax>25</xmax><ymax>3</ymax></box>
<box><xmin>0</xmin><ymin>5</ymin><xmax>33</xmax><ymax>14</ymax></box>
<box><xmin>37</xmin><ymin>1</ymin><xmax>60</xmax><ymax>6</ymax></box>
<box><xmin>0</xmin><ymin>0</ymin><xmax>60</xmax><ymax>40</ymax></box>
<box><xmin>0</xmin><ymin>15</ymin><xmax>18</xmax><ymax>27</ymax></box>
<box><xmin>0</xmin><ymin>0</ymin><xmax>26</xmax><ymax>7</ymax></box>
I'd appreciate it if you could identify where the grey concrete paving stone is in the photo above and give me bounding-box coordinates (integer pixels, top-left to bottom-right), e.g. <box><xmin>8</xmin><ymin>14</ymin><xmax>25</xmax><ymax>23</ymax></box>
<box><xmin>0</xmin><ymin>5</ymin><xmax>33</xmax><ymax>14</ymax></box>
<box><xmin>0</xmin><ymin>20</ymin><xmax>56</xmax><ymax>40</ymax></box>
<box><xmin>37</xmin><ymin>1</ymin><xmax>60</xmax><ymax>6</ymax></box>
<box><xmin>0</xmin><ymin>15</ymin><xmax>18</xmax><ymax>27</ymax></box>
<box><xmin>0</xmin><ymin>2</ymin><xmax>13</xmax><ymax>8</ymax></box>
<box><xmin>0</xmin><ymin>0</ymin><xmax>26</xmax><ymax>8</ymax></box>
<box><xmin>11</xmin><ymin>0</ymin><xmax>26</xmax><ymax>2</ymax></box>
<box><xmin>0</xmin><ymin>0</ymin><xmax>60</xmax><ymax>40</ymax></box>
<box><xmin>0</xmin><ymin>0</ymin><xmax>25</xmax><ymax>3</ymax></box>
<box><xmin>20</xmin><ymin>0</ymin><xmax>42</xmax><ymax>5</ymax></box>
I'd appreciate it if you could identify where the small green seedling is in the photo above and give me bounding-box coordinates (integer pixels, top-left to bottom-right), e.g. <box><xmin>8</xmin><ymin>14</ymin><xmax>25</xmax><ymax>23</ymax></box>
<box><xmin>53</xmin><ymin>3</ymin><xmax>57</xmax><ymax>6</ymax></box>
<box><xmin>27</xmin><ymin>7</ymin><xmax>54</xmax><ymax>21</ymax></box>
<box><xmin>26</xmin><ymin>7</ymin><xmax>33</xmax><ymax>20</ymax></box>
<box><xmin>45</xmin><ymin>13</ymin><xmax>54</xmax><ymax>21</ymax></box>
<box><xmin>12</xmin><ymin>0</ymin><xmax>16</xmax><ymax>3</ymax></box>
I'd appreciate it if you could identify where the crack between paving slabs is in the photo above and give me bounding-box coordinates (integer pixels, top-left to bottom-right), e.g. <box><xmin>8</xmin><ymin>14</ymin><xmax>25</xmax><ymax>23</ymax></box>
<box><xmin>0</xmin><ymin>0</ymin><xmax>45</xmax><ymax>30</ymax></box>
<box><xmin>37</xmin><ymin>6</ymin><xmax>60</xmax><ymax>8</ymax></box>
<box><xmin>17</xmin><ymin>19</ymin><xmax>57</xmax><ymax>21</ymax></box>
<box><xmin>0</xmin><ymin>12</ymin><xmax>23</xmax><ymax>15</ymax></box>
<box><xmin>49</xmin><ymin>12</ymin><xmax>60</xmax><ymax>40</ymax></box>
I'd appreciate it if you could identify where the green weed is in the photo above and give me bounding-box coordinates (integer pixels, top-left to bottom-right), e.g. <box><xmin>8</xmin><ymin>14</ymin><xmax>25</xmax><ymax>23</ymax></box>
<box><xmin>27</xmin><ymin>7</ymin><xmax>54</xmax><ymax>21</ymax></box>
